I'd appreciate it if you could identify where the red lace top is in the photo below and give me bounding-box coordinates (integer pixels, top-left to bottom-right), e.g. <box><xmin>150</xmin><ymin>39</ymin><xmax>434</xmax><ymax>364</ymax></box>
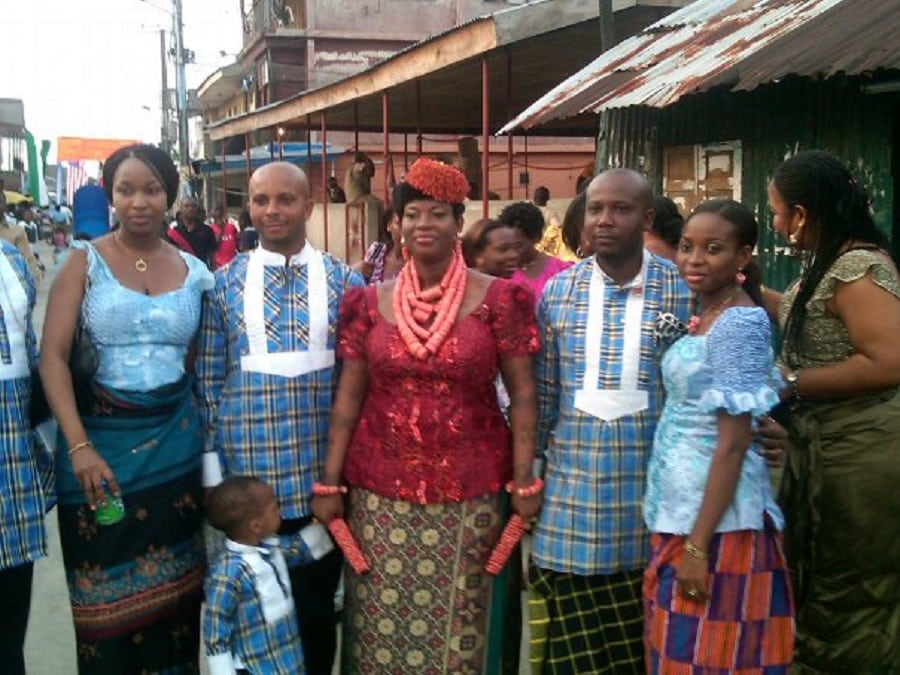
<box><xmin>337</xmin><ymin>278</ymin><xmax>540</xmax><ymax>503</ymax></box>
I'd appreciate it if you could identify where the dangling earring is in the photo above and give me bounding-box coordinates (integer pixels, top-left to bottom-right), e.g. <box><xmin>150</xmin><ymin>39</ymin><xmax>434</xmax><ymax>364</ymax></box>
<box><xmin>735</xmin><ymin>270</ymin><xmax>746</xmax><ymax>284</ymax></box>
<box><xmin>787</xmin><ymin>224</ymin><xmax>804</xmax><ymax>258</ymax></box>
<box><xmin>788</xmin><ymin>203</ymin><xmax>806</xmax><ymax>248</ymax></box>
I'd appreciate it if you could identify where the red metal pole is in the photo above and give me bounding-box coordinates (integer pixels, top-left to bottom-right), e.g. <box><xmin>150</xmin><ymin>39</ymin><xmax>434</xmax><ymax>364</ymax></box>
<box><xmin>481</xmin><ymin>56</ymin><xmax>490</xmax><ymax>218</ymax></box>
<box><xmin>383</xmin><ymin>90</ymin><xmax>390</xmax><ymax>202</ymax></box>
<box><xmin>245</xmin><ymin>133</ymin><xmax>251</xmax><ymax>185</ymax></box>
<box><xmin>321</xmin><ymin>112</ymin><xmax>329</xmax><ymax>252</ymax></box>
<box><xmin>415</xmin><ymin>80</ymin><xmax>422</xmax><ymax>157</ymax></box>
<box><xmin>221</xmin><ymin>139</ymin><xmax>228</xmax><ymax>210</ymax></box>
<box><xmin>506</xmin><ymin>51</ymin><xmax>514</xmax><ymax>199</ymax></box>
<box><xmin>306</xmin><ymin>115</ymin><xmax>312</xmax><ymax>176</ymax></box>
<box><xmin>523</xmin><ymin>132</ymin><xmax>529</xmax><ymax>200</ymax></box>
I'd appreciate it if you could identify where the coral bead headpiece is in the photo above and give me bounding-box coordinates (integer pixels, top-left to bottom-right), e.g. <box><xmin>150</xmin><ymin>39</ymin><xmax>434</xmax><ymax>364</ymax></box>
<box><xmin>404</xmin><ymin>158</ymin><xmax>470</xmax><ymax>205</ymax></box>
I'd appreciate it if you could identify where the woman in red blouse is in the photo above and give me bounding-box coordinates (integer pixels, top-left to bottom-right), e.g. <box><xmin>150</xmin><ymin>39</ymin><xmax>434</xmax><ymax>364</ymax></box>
<box><xmin>313</xmin><ymin>158</ymin><xmax>542</xmax><ymax>673</ymax></box>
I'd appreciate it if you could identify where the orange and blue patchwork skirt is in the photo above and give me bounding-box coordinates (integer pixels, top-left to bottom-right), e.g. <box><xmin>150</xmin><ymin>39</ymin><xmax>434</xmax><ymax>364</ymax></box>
<box><xmin>643</xmin><ymin>526</ymin><xmax>795</xmax><ymax>674</ymax></box>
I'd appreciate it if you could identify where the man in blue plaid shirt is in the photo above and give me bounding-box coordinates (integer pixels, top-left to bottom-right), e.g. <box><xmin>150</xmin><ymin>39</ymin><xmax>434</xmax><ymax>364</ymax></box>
<box><xmin>528</xmin><ymin>170</ymin><xmax>691</xmax><ymax>674</ymax></box>
<box><xmin>197</xmin><ymin>163</ymin><xmax>364</xmax><ymax>675</ymax></box>
<box><xmin>0</xmin><ymin>240</ymin><xmax>45</xmax><ymax>675</ymax></box>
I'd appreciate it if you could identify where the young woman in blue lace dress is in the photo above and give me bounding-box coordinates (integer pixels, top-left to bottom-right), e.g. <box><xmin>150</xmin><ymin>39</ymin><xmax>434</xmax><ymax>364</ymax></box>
<box><xmin>642</xmin><ymin>200</ymin><xmax>794</xmax><ymax>673</ymax></box>
<box><xmin>40</xmin><ymin>144</ymin><xmax>213</xmax><ymax>674</ymax></box>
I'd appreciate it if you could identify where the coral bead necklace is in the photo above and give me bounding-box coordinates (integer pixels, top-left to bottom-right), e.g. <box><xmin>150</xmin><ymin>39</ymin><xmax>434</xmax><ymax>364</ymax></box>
<box><xmin>393</xmin><ymin>242</ymin><xmax>468</xmax><ymax>359</ymax></box>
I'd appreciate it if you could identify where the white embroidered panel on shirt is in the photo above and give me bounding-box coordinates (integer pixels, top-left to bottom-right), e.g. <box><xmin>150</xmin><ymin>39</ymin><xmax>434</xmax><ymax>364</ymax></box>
<box><xmin>574</xmin><ymin>254</ymin><xmax>649</xmax><ymax>421</ymax></box>
<box><xmin>0</xmin><ymin>252</ymin><xmax>30</xmax><ymax>380</ymax></box>
<box><xmin>240</xmin><ymin>242</ymin><xmax>335</xmax><ymax>377</ymax></box>
<box><xmin>228</xmin><ymin>537</ymin><xmax>295</xmax><ymax>624</ymax></box>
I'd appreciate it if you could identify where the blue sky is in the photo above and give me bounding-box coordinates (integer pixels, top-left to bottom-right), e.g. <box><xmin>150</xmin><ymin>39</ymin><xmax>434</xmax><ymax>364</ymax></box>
<box><xmin>2</xmin><ymin>0</ymin><xmax>243</xmax><ymax>161</ymax></box>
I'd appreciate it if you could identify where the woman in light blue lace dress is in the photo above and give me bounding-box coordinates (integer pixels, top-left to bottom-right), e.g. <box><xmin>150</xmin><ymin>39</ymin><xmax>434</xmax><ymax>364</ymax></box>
<box><xmin>642</xmin><ymin>200</ymin><xmax>794</xmax><ymax>673</ymax></box>
<box><xmin>40</xmin><ymin>144</ymin><xmax>213</xmax><ymax>674</ymax></box>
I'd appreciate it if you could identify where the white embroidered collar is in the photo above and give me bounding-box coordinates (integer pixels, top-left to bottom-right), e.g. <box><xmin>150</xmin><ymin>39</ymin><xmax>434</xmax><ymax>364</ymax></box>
<box><xmin>253</xmin><ymin>241</ymin><xmax>316</xmax><ymax>267</ymax></box>
<box><xmin>593</xmin><ymin>249</ymin><xmax>649</xmax><ymax>290</ymax></box>
<box><xmin>225</xmin><ymin>535</ymin><xmax>280</xmax><ymax>556</ymax></box>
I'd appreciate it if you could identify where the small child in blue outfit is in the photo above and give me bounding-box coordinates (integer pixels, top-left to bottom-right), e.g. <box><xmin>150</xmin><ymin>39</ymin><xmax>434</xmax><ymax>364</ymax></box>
<box><xmin>204</xmin><ymin>476</ymin><xmax>305</xmax><ymax>675</ymax></box>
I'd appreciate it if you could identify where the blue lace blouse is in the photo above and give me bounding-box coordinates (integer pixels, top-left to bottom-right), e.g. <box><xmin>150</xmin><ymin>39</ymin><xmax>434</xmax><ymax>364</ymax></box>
<box><xmin>75</xmin><ymin>240</ymin><xmax>214</xmax><ymax>392</ymax></box>
<box><xmin>643</xmin><ymin>306</ymin><xmax>784</xmax><ymax>534</ymax></box>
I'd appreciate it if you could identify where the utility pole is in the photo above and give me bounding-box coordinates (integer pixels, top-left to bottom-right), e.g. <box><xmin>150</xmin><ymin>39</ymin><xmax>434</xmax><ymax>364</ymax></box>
<box><xmin>159</xmin><ymin>28</ymin><xmax>170</xmax><ymax>155</ymax></box>
<box><xmin>173</xmin><ymin>0</ymin><xmax>190</xmax><ymax>169</ymax></box>
<box><xmin>595</xmin><ymin>0</ymin><xmax>615</xmax><ymax>174</ymax></box>
<box><xmin>598</xmin><ymin>0</ymin><xmax>614</xmax><ymax>51</ymax></box>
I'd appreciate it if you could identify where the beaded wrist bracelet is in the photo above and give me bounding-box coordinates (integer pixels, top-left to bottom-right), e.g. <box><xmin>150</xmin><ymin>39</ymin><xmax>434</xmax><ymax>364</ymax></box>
<box><xmin>312</xmin><ymin>482</ymin><xmax>348</xmax><ymax>496</ymax></box>
<box><xmin>505</xmin><ymin>476</ymin><xmax>544</xmax><ymax>498</ymax></box>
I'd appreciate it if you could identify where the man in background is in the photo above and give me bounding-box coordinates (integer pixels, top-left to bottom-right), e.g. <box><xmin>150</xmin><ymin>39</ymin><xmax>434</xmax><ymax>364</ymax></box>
<box><xmin>0</xmin><ymin>194</ymin><xmax>41</xmax><ymax>280</ymax></box>
<box><xmin>168</xmin><ymin>196</ymin><xmax>217</xmax><ymax>268</ymax></box>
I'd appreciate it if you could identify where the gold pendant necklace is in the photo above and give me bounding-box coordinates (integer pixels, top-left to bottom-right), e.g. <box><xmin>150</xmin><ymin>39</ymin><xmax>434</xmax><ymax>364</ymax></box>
<box><xmin>114</xmin><ymin>231</ymin><xmax>154</xmax><ymax>272</ymax></box>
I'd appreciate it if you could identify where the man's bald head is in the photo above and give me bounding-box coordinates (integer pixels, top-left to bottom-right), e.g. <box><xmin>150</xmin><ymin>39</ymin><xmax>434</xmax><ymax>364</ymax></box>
<box><xmin>588</xmin><ymin>169</ymin><xmax>653</xmax><ymax>210</ymax></box>
<box><xmin>249</xmin><ymin>161</ymin><xmax>310</xmax><ymax>198</ymax></box>
<box><xmin>248</xmin><ymin>161</ymin><xmax>314</xmax><ymax>256</ymax></box>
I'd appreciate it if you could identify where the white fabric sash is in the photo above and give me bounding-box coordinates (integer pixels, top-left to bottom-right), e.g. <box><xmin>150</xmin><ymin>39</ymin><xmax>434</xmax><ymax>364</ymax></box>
<box><xmin>235</xmin><ymin>539</ymin><xmax>295</xmax><ymax>624</ymax></box>
<box><xmin>573</xmin><ymin>256</ymin><xmax>648</xmax><ymax>422</ymax></box>
<box><xmin>0</xmin><ymin>252</ymin><xmax>30</xmax><ymax>381</ymax></box>
<box><xmin>240</xmin><ymin>244</ymin><xmax>335</xmax><ymax>377</ymax></box>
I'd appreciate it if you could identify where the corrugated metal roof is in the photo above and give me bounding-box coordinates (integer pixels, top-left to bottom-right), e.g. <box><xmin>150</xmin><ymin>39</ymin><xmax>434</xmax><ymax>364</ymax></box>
<box><xmin>500</xmin><ymin>0</ymin><xmax>900</xmax><ymax>133</ymax></box>
<box><xmin>207</xmin><ymin>0</ymin><xmax>604</xmax><ymax>139</ymax></box>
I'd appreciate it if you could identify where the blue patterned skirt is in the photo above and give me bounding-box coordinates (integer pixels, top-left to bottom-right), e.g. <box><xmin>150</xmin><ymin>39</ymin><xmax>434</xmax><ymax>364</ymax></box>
<box><xmin>56</xmin><ymin>377</ymin><xmax>205</xmax><ymax>675</ymax></box>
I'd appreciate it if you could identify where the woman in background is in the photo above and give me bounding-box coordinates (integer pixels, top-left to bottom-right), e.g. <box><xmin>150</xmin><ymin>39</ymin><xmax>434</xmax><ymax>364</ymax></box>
<box><xmin>208</xmin><ymin>202</ymin><xmax>239</xmax><ymax>269</ymax></box>
<box><xmin>770</xmin><ymin>150</ymin><xmax>900</xmax><ymax>673</ymax></box>
<box><xmin>461</xmin><ymin>218</ymin><xmax>521</xmax><ymax>279</ymax></box>
<box><xmin>560</xmin><ymin>190</ymin><xmax>590</xmax><ymax>259</ymax></box>
<box><xmin>501</xmin><ymin>201</ymin><xmax>573</xmax><ymax>298</ymax></box>
<box><xmin>357</xmin><ymin>203</ymin><xmax>403</xmax><ymax>284</ymax></box>
<box><xmin>644</xmin><ymin>196</ymin><xmax>683</xmax><ymax>261</ymax></box>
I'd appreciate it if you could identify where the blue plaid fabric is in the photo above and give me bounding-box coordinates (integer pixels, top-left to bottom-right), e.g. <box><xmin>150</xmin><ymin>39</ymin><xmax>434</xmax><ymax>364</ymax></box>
<box><xmin>0</xmin><ymin>241</ymin><xmax>46</xmax><ymax>570</ymax></box>
<box><xmin>204</xmin><ymin>537</ymin><xmax>304</xmax><ymax>675</ymax></box>
<box><xmin>532</xmin><ymin>255</ymin><xmax>690</xmax><ymax>575</ymax></box>
<box><xmin>196</xmin><ymin>248</ymin><xmax>363</xmax><ymax>520</ymax></box>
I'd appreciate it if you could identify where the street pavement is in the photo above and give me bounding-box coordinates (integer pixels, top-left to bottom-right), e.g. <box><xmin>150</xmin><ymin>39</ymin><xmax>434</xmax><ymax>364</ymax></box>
<box><xmin>25</xmin><ymin>242</ymin><xmax>78</xmax><ymax>674</ymax></box>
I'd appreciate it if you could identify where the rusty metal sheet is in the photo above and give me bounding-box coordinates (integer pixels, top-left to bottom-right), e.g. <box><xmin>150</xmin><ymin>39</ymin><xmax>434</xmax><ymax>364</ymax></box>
<box><xmin>500</xmin><ymin>0</ymin><xmax>900</xmax><ymax>133</ymax></box>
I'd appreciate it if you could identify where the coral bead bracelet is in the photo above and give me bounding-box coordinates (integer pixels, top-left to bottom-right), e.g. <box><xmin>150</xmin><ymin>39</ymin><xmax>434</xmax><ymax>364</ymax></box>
<box><xmin>505</xmin><ymin>477</ymin><xmax>544</xmax><ymax>498</ymax></box>
<box><xmin>312</xmin><ymin>482</ymin><xmax>348</xmax><ymax>496</ymax></box>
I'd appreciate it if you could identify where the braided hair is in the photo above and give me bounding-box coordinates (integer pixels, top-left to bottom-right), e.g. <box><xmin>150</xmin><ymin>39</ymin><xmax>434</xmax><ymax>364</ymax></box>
<box><xmin>773</xmin><ymin>151</ymin><xmax>890</xmax><ymax>367</ymax></box>
<box><xmin>102</xmin><ymin>143</ymin><xmax>180</xmax><ymax>209</ymax></box>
